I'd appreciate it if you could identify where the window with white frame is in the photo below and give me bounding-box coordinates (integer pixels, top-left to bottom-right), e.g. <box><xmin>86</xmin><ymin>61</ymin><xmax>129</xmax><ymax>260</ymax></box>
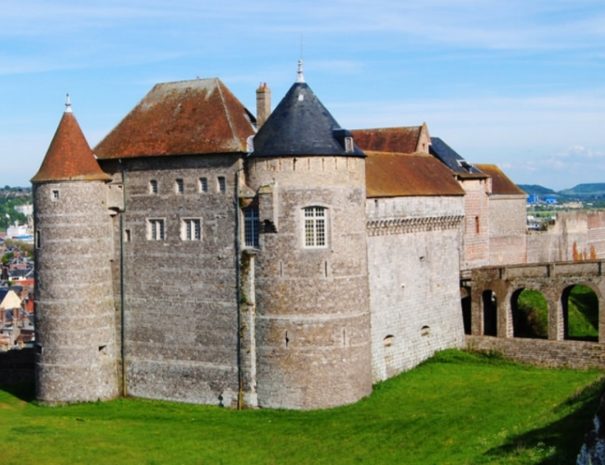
<box><xmin>303</xmin><ymin>206</ymin><xmax>327</xmax><ymax>248</ymax></box>
<box><xmin>217</xmin><ymin>176</ymin><xmax>226</xmax><ymax>193</ymax></box>
<box><xmin>175</xmin><ymin>178</ymin><xmax>184</xmax><ymax>194</ymax></box>
<box><xmin>147</xmin><ymin>218</ymin><xmax>165</xmax><ymax>240</ymax></box>
<box><xmin>181</xmin><ymin>218</ymin><xmax>202</xmax><ymax>241</ymax></box>
<box><xmin>149</xmin><ymin>179</ymin><xmax>158</xmax><ymax>194</ymax></box>
<box><xmin>243</xmin><ymin>206</ymin><xmax>259</xmax><ymax>248</ymax></box>
<box><xmin>199</xmin><ymin>177</ymin><xmax>208</xmax><ymax>193</ymax></box>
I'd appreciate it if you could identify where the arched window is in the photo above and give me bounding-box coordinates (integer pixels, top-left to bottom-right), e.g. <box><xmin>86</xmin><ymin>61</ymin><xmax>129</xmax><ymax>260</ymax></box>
<box><xmin>303</xmin><ymin>206</ymin><xmax>327</xmax><ymax>248</ymax></box>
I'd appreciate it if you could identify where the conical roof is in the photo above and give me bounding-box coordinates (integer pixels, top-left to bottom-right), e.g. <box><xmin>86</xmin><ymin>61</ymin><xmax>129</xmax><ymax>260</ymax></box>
<box><xmin>250</xmin><ymin>81</ymin><xmax>364</xmax><ymax>158</ymax></box>
<box><xmin>32</xmin><ymin>105</ymin><xmax>110</xmax><ymax>183</ymax></box>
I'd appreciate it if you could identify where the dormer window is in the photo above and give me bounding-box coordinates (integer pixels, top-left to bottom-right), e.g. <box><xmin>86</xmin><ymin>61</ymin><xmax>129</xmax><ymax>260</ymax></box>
<box><xmin>344</xmin><ymin>137</ymin><xmax>354</xmax><ymax>153</ymax></box>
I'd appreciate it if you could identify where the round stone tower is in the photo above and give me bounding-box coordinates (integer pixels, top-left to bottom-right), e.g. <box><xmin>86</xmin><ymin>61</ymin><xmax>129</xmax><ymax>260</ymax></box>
<box><xmin>32</xmin><ymin>97</ymin><xmax>119</xmax><ymax>403</ymax></box>
<box><xmin>246</xmin><ymin>63</ymin><xmax>372</xmax><ymax>409</ymax></box>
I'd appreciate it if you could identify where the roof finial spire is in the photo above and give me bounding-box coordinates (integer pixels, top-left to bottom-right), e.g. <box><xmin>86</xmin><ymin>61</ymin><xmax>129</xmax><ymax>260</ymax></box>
<box><xmin>65</xmin><ymin>93</ymin><xmax>72</xmax><ymax>113</ymax></box>
<box><xmin>296</xmin><ymin>59</ymin><xmax>305</xmax><ymax>83</ymax></box>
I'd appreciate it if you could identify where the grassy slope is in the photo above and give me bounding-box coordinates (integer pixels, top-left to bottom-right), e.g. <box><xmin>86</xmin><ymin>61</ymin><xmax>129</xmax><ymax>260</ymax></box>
<box><xmin>0</xmin><ymin>351</ymin><xmax>602</xmax><ymax>465</ymax></box>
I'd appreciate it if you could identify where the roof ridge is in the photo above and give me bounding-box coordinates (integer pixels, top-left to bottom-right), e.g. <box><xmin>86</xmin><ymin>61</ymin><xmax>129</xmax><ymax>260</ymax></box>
<box><xmin>216</xmin><ymin>79</ymin><xmax>240</xmax><ymax>150</ymax></box>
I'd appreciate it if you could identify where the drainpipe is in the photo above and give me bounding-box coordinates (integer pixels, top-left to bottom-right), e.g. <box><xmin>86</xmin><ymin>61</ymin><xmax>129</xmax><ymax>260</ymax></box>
<box><xmin>235</xmin><ymin>161</ymin><xmax>243</xmax><ymax>409</ymax></box>
<box><xmin>119</xmin><ymin>160</ymin><xmax>127</xmax><ymax>396</ymax></box>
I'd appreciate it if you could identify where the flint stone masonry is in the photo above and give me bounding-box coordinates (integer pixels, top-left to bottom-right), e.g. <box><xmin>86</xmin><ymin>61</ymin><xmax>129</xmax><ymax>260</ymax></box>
<box><xmin>366</xmin><ymin>196</ymin><xmax>465</xmax><ymax>381</ymax></box>
<box><xmin>246</xmin><ymin>156</ymin><xmax>372</xmax><ymax>409</ymax></box>
<box><xmin>34</xmin><ymin>181</ymin><xmax>119</xmax><ymax>403</ymax></box>
<box><xmin>102</xmin><ymin>154</ymin><xmax>244</xmax><ymax>407</ymax></box>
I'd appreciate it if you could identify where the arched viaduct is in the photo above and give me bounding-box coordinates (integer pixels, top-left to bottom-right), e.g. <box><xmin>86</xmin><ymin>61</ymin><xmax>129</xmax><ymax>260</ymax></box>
<box><xmin>463</xmin><ymin>260</ymin><xmax>605</xmax><ymax>369</ymax></box>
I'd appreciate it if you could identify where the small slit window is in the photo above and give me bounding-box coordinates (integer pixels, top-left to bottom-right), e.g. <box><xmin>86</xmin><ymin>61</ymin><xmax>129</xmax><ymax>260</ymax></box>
<box><xmin>217</xmin><ymin>176</ymin><xmax>226</xmax><ymax>193</ymax></box>
<box><xmin>51</xmin><ymin>190</ymin><xmax>59</xmax><ymax>201</ymax></box>
<box><xmin>149</xmin><ymin>179</ymin><xmax>158</xmax><ymax>194</ymax></box>
<box><xmin>199</xmin><ymin>177</ymin><xmax>208</xmax><ymax>193</ymax></box>
<box><xmin>124</xmin><ymin>229</ymin><xmax>131</xmax><ymax>243</ymax></box>
<box><xmin>303</xmin><ymin>206</ymin><xmax>327</xmax><ymax>248</ymax></box>
<box><xmin>35</xmin><ymin>231</ymin><xmax>41</xmax><ymax>249</ymax></box>
<box><xmin>175</xmin><ymin>178</ymin><xmax>184</xmax><ymax>194</ymax></box>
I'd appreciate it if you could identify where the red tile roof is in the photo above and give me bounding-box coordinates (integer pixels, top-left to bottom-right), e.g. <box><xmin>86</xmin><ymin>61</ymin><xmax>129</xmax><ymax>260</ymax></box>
<box><xmin>475</xmin><ymin>164</ymin><xmax>526</xmax><ymax>196</ymax></box>
<box><xmin>366</xmin><ymin>151</ymin><xmax>465</xmax><ymax>198</ymax></box>
<box><xmin>31</xmin><ymin>112</ymin><xmax>111</xmax><ymax>183</ymax></box>
<box><xmin>352</xmin><ymin>127</ymin><xmax>423</xmax><ymax>153</ymax></box>
<box><xmin>95</xmin><ymin>78</ymin><xmax>256</xmax><ymax>159</ymax></box>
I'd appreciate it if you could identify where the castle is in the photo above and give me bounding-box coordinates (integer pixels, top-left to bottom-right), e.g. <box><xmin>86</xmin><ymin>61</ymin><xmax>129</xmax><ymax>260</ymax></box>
<box><xmin>31</xmin><ymin>63</ymin><xmax>600</xmax><ymax>409</ymax></box>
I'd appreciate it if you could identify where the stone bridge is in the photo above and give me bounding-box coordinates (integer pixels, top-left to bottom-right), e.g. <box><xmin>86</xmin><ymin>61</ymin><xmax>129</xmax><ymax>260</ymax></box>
<box><xmin>462</xmin><ymin>260</ymin><xmax>605</xmax><ymax>369</ymax></box>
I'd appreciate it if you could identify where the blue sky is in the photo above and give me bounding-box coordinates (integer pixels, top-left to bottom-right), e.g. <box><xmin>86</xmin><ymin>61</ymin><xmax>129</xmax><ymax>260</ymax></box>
<box><xmin>1</xmin><ymin>0</ymin><xmax>604</xmax><ymax>190</ymax></box>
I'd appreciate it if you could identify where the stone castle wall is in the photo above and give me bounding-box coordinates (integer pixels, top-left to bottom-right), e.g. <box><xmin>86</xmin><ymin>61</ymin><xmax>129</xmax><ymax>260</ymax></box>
<box><xmin>488</xmin><ymin>195</ymin><xmax>527</xmax><ymax>265</ymax></box>
<box><xmin>103</xmin><ymin>154</ymin><xmax>243</xmax><ymax>407</ymax></box>
<box><xmin>366</xmin><ymin>196</ymin><xmax>466</xmax><ymax>381</ymax></box>
<box><xmin>527</xmin><ymin>211</ymin><xmax>605</xmax><ymax>263</ymax></box>
<box><xmin>460</xmin><ymin>179</ymin><xmax>490</xmax><ymax>270</ymax></box>
<box><xmin>245</xmin><ymin>156</ymin><xmax>372</xmax><ymax>409</ymax></box>
<box><xmin>34</xmin><ymin>181</ymin><xmax>119</xmax><ymax>403</ymax></box>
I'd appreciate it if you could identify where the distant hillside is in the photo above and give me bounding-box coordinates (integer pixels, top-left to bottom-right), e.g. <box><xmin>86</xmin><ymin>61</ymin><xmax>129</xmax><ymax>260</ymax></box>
<box><xmin>517</xmin><ymin>184</ymin><xmax>557</xmax><ymax>196</ymax></box>
<box><xmin>558</xmin><ymin>183</ymin><xmax>605</xmax><ymax>199</ymax></box>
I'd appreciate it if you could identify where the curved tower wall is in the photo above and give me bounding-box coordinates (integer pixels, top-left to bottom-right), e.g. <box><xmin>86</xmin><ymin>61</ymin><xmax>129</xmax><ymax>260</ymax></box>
<box><xmin>246</xmin><ymin>155</ymin><xmax>372</xmax><ymax>409</ymax></box>
<box><xmin>34</xmin><ymin>181</ymin><xmax>119</xmax><ymax>403</ymax></box>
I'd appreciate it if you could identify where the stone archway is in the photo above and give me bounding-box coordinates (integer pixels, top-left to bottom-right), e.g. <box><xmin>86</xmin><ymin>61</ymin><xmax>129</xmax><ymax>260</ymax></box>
<box><xmin>511</xmin><ymin>288</ymin><xmax>548</xmax><ymax>339</ymax></box>
<box><xmin>562</xmin><ymin>284</ymin><xmax>599</xmax><ymax>342</ymax></box>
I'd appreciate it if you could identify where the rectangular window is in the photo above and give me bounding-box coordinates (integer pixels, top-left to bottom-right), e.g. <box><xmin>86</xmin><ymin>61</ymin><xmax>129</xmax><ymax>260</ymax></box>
<box><xmin>175</xmin><ymin>178</ymin><xmax>184</xmax><ymax>194</ymax></box>
<box><xmin>304</xmin><ymin>206</ymin><xmax>326</xmax><ymax>248</ymax></box>
<box><xmin>147</xmin><ymin>219</ymin><xmax>165</xmax><ymax>240</ymax></box>
<box><xmin>181</xmin><ymin>218</ymin><xmax>202</xmax><ymax>241</ymax></box>
<box><xmin>149</xmin><ymin>179</ymin><xmax>158</xmax><ymax>194</ymax></box>
<box><xmin>124</xmin><ymin>229</ymin><xmax>131</xmax><ymax>243</ymax></box>
<box><xmin>199</xmin><ymin>177</ymin><xmax>208</xmax><ymax>193</ymax></box>
<box><xmin>243</xmin><ymin>206</ymin><xmax>259</xmax><ymax>248</ymax></box>
<box><xmin>217</xmin><ymin>176</ymin><xmax>226</xmax><ymax>193</ymax></box>
<box><xmin>35</xmin><ymin>230</ymin><xmax>41</xmax><ymax>249</ymax></box>
<box><xmin>475</xmin><ymin>216</ymin><xmax>480</xmax><ymax>234</ymax></box>
<box><xmin>51</xmin><ymin>190</ymin><xmax>59</xmax><ymax>201</ymax></box>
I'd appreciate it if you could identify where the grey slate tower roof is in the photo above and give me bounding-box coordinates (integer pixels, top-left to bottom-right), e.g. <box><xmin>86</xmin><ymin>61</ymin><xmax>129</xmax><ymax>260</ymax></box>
<box><xmin>250</xmin><ymin>81</ymin><xmax>364</xmax><ymax>158</ymax></box>
<box><xmin>429</xmin><ymin>137</ymin><xmax>485</xmax><ymax>178</ymax></box>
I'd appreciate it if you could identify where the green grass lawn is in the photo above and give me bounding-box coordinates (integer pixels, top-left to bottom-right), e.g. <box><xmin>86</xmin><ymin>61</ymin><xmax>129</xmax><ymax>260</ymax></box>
<box><xmin>515</xmin><ymin>285</ymin><xmax>598</xmax><ymax>340</ymax></box>
<box><xmin>0</xmin><ymin>350</ymin><xmax>602</xmax><ymax>465</ymax></box>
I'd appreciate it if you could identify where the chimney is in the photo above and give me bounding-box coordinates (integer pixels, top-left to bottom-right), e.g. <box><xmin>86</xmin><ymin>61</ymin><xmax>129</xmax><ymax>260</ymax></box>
<box><xmin>256</xmin><ymin>82</ymin><xmax>271</xmax><ymax>129</ymax></box>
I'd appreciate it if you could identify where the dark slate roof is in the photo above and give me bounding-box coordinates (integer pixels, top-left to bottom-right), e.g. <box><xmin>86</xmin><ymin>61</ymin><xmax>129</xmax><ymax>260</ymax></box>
<box><xmin>250</xmin><ymin>82</ymin><xmax>364</xmax><ymax>158</ymax></box>
<box><xmin>366</xmin><ymin>151</ymin><xmax>465</xmax><ymax>198</ymax></box>
<box><xmin>429</xmin><ymin>137</ymin><xmax>486</xmax><ymax>178</ymax></box>
<box><xmin>95</xmin><ymin>78</ymin><xmax>256</xmax><ymax>159</ymax></box>
<box><xmin>32</xmin><ymin>110</ymin><xmax>111</xmax><ymax>184</ymax></box>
